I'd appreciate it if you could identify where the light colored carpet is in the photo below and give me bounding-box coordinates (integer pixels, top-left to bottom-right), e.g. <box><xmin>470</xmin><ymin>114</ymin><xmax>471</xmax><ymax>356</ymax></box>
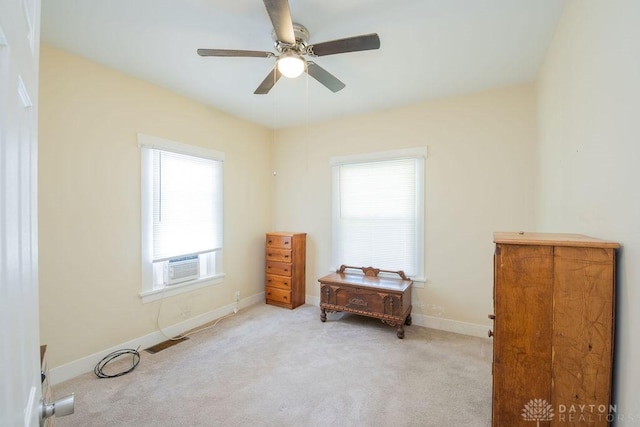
<box><xmin>52</xmin><ymin>303</ymin><xmax>493</xmax><ymax>426</ymax></box>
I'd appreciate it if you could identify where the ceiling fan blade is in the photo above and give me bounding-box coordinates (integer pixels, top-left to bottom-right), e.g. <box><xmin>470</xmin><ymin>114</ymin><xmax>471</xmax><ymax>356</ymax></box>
<box><xmin>263</xmin><ymin>0</ymin><xmax>295</xmax><ymax>44</ymax></box>
<box><xmin>306</xmin><ymin>62</ymin><xmax>345</xmax><ymax>93</ymax></box>
<box><xmin>197</xmin><ymin>49</ymin><xmax>274</xmax><ymax>58</ymax></box>
<box><xmin>307</xmin><ymin>33</ymin><xmax>380</xmax><ymax>57</ymax></box>
<box><xmin>254</xmin><ymin>66</ymin><xmax>282</xmax><ymax>95</ymax></box>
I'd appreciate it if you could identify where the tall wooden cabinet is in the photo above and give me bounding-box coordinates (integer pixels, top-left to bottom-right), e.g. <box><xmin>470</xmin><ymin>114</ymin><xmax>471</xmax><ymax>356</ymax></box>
<box><xmin>265</xmin><ymin>232</ymin><xmax>306</xmax><ymax>309</ymax></box>
<box><xmin>490</xmin><ymin>232</ymin><xmax>618</xmax><ymax>427</ymax></box>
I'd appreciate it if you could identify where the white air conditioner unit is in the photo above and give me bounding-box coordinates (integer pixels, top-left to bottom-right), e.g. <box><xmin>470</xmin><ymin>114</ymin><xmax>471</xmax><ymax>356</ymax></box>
<box><xmin>164</xmin><ymin>255</ymin><xmax>200</xmax><ymax>285</ymax></box>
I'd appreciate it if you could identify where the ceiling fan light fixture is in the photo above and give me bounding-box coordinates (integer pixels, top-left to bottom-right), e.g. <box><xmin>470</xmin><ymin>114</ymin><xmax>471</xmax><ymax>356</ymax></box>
<box><xmin>277</xmin><ymin>52</ymin><xmax>306</xmax><ymax>78</ymax></box>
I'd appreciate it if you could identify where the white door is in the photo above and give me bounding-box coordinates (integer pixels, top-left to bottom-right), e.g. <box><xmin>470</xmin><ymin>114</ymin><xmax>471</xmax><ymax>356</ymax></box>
<box><xmin>0</xmin><ymin>0</ymin><xmax>42</xmax><ymax>426</ymax></box>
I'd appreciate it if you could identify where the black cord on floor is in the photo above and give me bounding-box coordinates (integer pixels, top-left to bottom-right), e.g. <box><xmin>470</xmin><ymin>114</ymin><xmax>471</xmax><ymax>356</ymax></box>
<box><xmin>94</xmin><ymin>347</ymin><xmax>141</xmax><ymax>379</ymax></box>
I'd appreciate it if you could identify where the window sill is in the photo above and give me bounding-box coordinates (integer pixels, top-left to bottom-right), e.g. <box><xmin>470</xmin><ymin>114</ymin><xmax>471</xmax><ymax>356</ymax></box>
<box><xmin>411</xmin><ymin>277</ymin><xmax>426</xmax><ymax>288</ymax></box>
<box><xmin>139</xmin><ymin>273</ymin><xmax>226</xmax><ymax>304</ymax></box>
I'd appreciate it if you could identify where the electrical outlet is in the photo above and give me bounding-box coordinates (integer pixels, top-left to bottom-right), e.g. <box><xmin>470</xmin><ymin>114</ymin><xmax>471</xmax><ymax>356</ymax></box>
<box><xmin>235</xmin><ymin>291</ymin><xmax>240</xmax><ymax>302</ymax></box>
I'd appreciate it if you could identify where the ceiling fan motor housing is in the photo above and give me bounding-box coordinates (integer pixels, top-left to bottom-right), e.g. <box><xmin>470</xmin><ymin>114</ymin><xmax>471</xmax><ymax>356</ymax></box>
<box><xmin>272</xmin><ymin>23</ymin><xmax>310</xmax><ymax>54</ymax></box>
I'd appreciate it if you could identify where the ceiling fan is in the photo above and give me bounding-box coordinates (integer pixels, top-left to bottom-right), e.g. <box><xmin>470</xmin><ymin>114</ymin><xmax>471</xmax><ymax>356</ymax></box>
<box><xmin>197</xmin><ymin>0</ymin><xmax>381</xmax><ymax>95</ymax></box>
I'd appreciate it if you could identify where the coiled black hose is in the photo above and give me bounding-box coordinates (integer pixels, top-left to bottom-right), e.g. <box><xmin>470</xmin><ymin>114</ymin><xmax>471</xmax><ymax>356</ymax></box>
<box><xmin>94</xmin><ymin>347</ymin><xmax>141</xmax><ymax>379</ymax></box>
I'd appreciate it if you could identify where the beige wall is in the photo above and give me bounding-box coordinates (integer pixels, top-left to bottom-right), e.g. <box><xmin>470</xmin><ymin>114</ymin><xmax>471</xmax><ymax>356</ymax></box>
<box><xmin>536</xmin><ymin>0</ymin><xmax>640</xmax><ymax>418</ymax></box>
<box><xmin>273</xmin><ymin>84</ymin><xmax>537</xmax><ymax>326</ymax></box>
<box><xmin>38</xmin><ymin>45</ymin><xmax>273</xmax><ymax>369</ymax></box>
<box><xmin>39</xmin><ymin>45</ymin><xmax>537</xmax><ymax>375</ymax></box>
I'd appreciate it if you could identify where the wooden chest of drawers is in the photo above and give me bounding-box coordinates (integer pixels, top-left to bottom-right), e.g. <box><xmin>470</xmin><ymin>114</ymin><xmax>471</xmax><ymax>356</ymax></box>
<box><xmin>265</xmin><ymin>232</ymin><xmax>306</xmax><ymax>309</ymax></box>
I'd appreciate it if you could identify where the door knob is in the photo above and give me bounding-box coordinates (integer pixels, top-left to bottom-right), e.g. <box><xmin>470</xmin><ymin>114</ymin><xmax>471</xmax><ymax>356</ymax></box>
<box><xmin>40</xmin><ymin>393</ymin><xmax>75</xmax><ymax>425</ymax></box>
<box><xmin>488</xmin><ymin>330</ymin><xmax>494</xmax><ymax>338</ymax></box>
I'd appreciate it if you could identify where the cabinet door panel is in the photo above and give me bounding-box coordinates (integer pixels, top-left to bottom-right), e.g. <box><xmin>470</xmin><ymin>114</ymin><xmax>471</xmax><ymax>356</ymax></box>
<box><xmin>552</xmin><ymin>246</ymin><xmax>615</xmax><ymax>423</ymax></box>
<box><xmin>493</xmin><ymin>244</ymin><xmax>554</xmax><ymax>425</ymax></box>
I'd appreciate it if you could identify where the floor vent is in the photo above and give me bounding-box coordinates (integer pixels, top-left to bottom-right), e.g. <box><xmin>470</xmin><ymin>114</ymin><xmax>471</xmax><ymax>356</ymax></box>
<box><xmin>144</xmin><ymin>337</ymin><xmax>189</xmax><ymax>354</ymax></box>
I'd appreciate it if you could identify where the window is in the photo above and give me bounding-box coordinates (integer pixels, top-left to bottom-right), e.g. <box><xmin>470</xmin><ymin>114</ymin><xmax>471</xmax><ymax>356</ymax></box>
<box><xmin>331</xmin><ymin>148</ymin><xmax>426</xmax><ymax>280</ymax></box>
<box><xmin>139</xmin><ymin>134</ymin><xmax>225</xmax><ymax>302</ymax></box>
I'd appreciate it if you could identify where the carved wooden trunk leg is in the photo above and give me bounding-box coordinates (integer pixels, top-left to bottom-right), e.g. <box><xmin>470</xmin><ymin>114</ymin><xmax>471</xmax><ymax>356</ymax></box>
<box><xmin>404</xmin><ymin>314</ymin><xmax>412</xmax><ymax>326</ymax></box>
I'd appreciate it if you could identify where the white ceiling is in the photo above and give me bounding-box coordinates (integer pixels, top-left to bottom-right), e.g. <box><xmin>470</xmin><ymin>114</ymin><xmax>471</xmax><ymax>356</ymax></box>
<box><xmin>40</xmin><ymin>0</ymin><xmax>566</xmax><ymax>129</ymax></box>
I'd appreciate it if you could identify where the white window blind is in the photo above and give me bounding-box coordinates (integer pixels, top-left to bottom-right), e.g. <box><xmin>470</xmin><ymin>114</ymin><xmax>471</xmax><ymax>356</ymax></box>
<box><xmin>152</xmin><ymin>150</ymin><xmax>223</xmax><ymax>262</ymax></box>
<box><xmin>332</xmin><ymin>151</ymin><xmax>424</xmax><ymax>278</ymax></box>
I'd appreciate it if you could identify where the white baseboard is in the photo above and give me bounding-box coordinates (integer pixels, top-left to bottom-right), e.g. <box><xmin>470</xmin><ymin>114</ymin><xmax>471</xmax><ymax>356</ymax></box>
<box><xmin>52</xmin><ymin>292</ymin><xmax>487</xmax><ymax>385</ymax></box>
<box><xmin>305</xmin><ymin>295</ymin><xmax>320</xmax><ymax>307</ymax></box>
<box><xmin>305</xmin><ymin>294</ymin><xmax>489</xmax><ymax>339</ymax></box>
<box><xmin>49</xmin><ymin>293</ymin><xmax>265</xmax><ymax>386</ymax></box>
<box><xmin>410</xmin><ymin>313</ymin><xmax>490</xmax><ymax>338</ymax></box>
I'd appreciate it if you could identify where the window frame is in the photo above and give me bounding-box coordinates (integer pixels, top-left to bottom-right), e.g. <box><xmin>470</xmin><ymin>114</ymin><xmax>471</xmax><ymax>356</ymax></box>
<box><xmin>330</xmin><ymin>147</ymin><xmax>426</xmax><ymax>282</ymax></box>
<box><xmin>138</xmin><ymin>133</ymin><xmax>225</xmax><ymax>303</ymax></box>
